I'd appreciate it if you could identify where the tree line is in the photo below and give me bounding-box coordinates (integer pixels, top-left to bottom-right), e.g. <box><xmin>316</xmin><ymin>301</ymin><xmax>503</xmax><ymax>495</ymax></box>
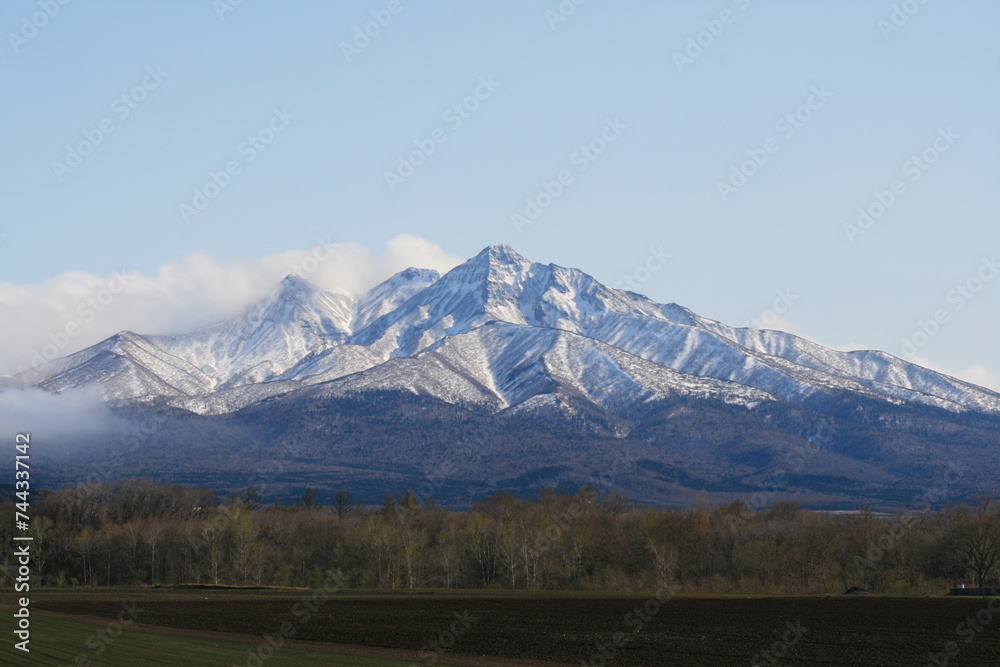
<box><xmin>1</xmin><ymin>479</ymin><xmax>997</xmax><ymax>594</ymax></box>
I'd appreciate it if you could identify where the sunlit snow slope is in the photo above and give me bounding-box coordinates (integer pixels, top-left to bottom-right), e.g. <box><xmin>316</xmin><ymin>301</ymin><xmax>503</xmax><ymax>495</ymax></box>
<box><xmin>16</xmin><ymin>245</ymin><xmax>1000</xmax><ymax>417</ymax></box>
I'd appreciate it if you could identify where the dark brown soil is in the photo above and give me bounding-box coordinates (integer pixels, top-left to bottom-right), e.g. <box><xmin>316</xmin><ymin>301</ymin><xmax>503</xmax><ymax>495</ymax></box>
<box><xmin>34</xmin><ymin>594</ymin><xmax>1000</xmax><ymax>666</ymax></box>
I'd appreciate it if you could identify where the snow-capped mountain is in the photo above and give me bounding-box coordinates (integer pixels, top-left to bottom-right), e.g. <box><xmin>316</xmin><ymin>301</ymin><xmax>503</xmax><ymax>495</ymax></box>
<box><xmin>17</xmin><ymin>245</ymin><xmax>1000</xmax><ymax>506</ymax></box>
<box><xmin>21</xmin><ymin>244</ymin><xmax>1000</xmax><ymax>417</ymax></box>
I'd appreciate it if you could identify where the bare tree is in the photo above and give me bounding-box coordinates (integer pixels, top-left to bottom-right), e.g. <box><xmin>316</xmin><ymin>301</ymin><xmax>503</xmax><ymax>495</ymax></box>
<box><xmin>955</xmin><ymin>498</ymin><xmax>1000</xmax><ymax>591</ymax></box>
<box><xmin>143</xmin><ymin>519</ymin><xmax>166</xmax><ymax>584</ymax></box>
<box><xmin>237</xmin><ymin>486</ymin><xmax>265</xmax><ymax>511</ymax></box>
<box><xmin>299</xmin><ymin>487</ymin><xmax>319</xmax><ymax>512</ymax></box>
<box><xmin>332</xmin><ymin>489</ymin><xmax>354</xmax><ymax>518</ymax></box>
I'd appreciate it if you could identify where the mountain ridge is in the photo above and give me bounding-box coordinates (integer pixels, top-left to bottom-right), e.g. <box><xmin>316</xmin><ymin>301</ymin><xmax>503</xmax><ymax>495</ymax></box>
<box><xmin>15</xmin><ymin>244</ymin><xmax>1000</xmax><ymax>417</ymax></box>
<box><xmin>12</xmin><ymin>244</ymin><xmax>1000</xmax><ymax>506</ymax></box>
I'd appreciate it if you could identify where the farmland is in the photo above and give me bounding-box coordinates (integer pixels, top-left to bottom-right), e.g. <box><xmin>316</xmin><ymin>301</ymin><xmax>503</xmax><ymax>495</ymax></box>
<box><xmin>4</xmin><ymin>589</ymin><xmax>999</xmax><ymax>666</ymax></box>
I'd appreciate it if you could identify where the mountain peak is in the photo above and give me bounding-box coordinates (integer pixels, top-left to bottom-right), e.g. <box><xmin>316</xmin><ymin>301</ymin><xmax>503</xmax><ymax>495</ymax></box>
<box><xmin>397</xmin><ymin>267</ymin><xmax>438</xmax><ymax>280</ymax></box>
<box><xmin>279</xmin><ymin>273</ymin><xmax>312</xmax><ymax>288</ymax></box>
<box><xmin>352</xmin><ymin>266</ymin><xmax>442</xmax><ymax>331</ymax></box>
<box><xmin>275</xmin><ymin>274</ymin><xmax>321</xmax><ymax>302</ymax></box>
<box><xmin>475</xmin><ymin>244</ymin><xmax>529</xmax><ymax>265</ymax></box>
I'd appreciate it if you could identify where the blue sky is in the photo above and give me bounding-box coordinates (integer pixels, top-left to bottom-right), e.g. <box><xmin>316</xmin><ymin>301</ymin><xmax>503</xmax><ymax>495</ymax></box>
<box><xmin>1</xmin><ymin>0</ymin><xmax>998</xmax><ymax>388</ymax></box>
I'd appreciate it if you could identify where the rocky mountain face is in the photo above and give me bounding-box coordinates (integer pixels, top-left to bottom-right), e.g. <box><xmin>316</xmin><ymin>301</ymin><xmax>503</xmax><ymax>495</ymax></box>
<box><xmin>15</xmin><ymin>245</ymin><xmax>1000</xmax><ymax>507</ymax></box>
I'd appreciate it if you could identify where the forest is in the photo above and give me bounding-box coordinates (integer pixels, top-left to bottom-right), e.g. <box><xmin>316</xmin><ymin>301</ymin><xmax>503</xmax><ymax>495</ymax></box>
<box><xmin>2</xmin><ymin>479</ymin><xmax>998</xmax><ymax>595</ymax></box>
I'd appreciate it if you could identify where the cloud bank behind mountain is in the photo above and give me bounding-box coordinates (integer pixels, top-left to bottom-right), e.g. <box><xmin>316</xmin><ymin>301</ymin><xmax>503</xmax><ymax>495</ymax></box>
<box><xmin>0</xmin><ymin>234</ymin><xmax>461</xmax><ymax>376</ymax></box>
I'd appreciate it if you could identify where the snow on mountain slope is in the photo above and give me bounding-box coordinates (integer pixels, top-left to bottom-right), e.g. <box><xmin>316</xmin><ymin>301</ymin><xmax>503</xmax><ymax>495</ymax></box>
<box><xmin>347</xmin><ymin>245</ymin><xmax>667</xmax><ymax>357</ymax></box>
<box><xmin>153</xmin><ymin>268</ymin><xmax>442</xmax><ymax>391</ymax></box>
<box><xmin>162</xmin><ymin>345</ymin><xmax>390</xmax><ymax>415</ymax></box>
<box><xmin>695</xmin><ymin>321</ymin><xmax>1000</xmax><ymax>413</ymax></box>
<box><xmin>38</xmin><ymin>331</ymin><xmax>214</xmax><ymax>400</ymax></box>
<box><xmin>353</xmin><ymin>267</ymin><xmax>440</xmax><ymax>331</ymax></box>
<box><xmin>346</xmin><ymin>245</ymin><xmax>1000</xmax><ymax>414</ymax></box>
<box><xmin>148</xmin><ymin>275</ymin><xmax>357</xmax><ymax>390</ymax></box>
<box><xmin>10</xmin><ymin>244</ymin><xmax>1000</xmax><ymax>419</ymax></box>
<box><xmin>285</xmin><ymin>322</ymin><xmax>775</xmax><ymax>415</ymax></box>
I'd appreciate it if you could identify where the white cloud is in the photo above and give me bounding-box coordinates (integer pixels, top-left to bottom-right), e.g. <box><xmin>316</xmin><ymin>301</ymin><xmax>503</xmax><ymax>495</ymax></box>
<box><xmin>950</xmin><ymin>365</ymin><xmax>1000</xmax><ymax>392</ymax></box>
<box><xmin>907</xmin><ymin>356</ymin><xmax>1000</xmax><ymax>393</ymax></box>
<box><xmin>0</xmin><ymin>234</ymin><xmax>461</xmax><ymax>376</ymax></box>
<box><xmin>744</xmin><ymin>315</ymin><xmax>810</xmax><ymax>338</ymax></box>
<box><xmin>0</xmin><ymin>387</ymin><xmax>116</xmax><ymax>444</ymax></box>
<box><xmin>949</xmin><ymin>366</ymin><xmax>1000</xmax><ymax>392</ymax></box>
